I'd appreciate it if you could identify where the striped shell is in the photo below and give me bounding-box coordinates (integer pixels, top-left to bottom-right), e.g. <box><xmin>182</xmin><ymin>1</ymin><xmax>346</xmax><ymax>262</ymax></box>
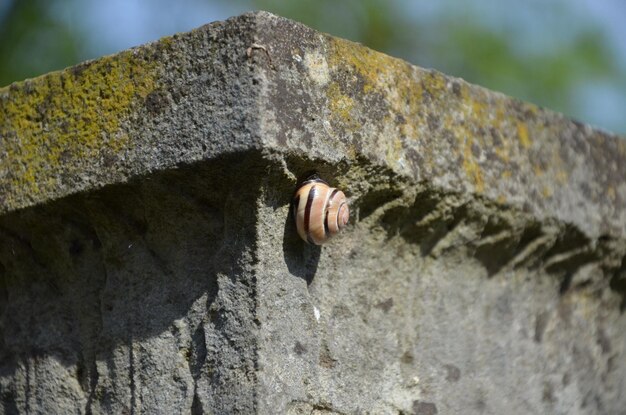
<box><xmin>292</xmin><ymin>176</ymin><xmax>349</xmax><ymax>245</ymax></box>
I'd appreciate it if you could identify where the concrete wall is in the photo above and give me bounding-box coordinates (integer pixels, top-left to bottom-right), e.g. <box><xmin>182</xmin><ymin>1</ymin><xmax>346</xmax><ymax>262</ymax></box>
<box><xmin>0</xmin><ymin>11</ymin><xmax>625</xmax><ymax>415</ymax></box>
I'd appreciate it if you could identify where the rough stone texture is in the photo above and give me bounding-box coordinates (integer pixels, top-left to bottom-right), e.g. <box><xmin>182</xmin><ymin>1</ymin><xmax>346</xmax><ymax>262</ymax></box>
<box><xmin>1</xmin><ymin>11</ymin><xmax>626</xmax><ymax>415</ymax></box>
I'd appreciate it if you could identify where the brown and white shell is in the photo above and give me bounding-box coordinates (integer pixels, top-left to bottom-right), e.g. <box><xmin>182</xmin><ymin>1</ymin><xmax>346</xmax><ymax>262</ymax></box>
<box><xmin>292</xmin><ymin>175</ymin><xmax>349</xmax><ymax>245</ymax></box>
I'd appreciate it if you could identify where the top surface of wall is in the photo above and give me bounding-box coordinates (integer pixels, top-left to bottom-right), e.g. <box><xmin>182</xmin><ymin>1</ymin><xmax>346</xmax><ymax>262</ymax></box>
<box><xmin>1</xmin><ymin>11</ymin><xmax>625</xmax><ymax>238</ymax></box>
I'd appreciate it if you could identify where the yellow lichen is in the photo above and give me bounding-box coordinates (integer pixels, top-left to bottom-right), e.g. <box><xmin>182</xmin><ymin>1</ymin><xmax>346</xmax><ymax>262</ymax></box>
<box><xmin>494</xmin><ymin>145</ymin><xmax>510</xmax><ymax>162</ymax></box>
<box><xmin>421</xmin><ymin>71</ymin><xmax>448</xmax><ymax>98</ymax></box>
<box><xmin>542</xmin><ymin>186</ymin><xmax>552</xmax><ymax>198</ymax></box>
<box><xmin>320</xmin><ymin>31</ymin><xmax>595</xmax><ymax>205</ymax></box>
<box><xmin>459</xmin><ymin>133</ymin><xmax>484</xmax><ymax>193</ymax></box>
<box><xmin>326</xmin><ymin>35</ymin><xmax>423</xmax><ymax>138</ymax></box>
<box><xmin>327</xmin><ymin>37</ymin><xmax>410</xmax><ymax>94</ymax></box>
<box><xmin>326</xmin><ymin>82</ymin><xmax>357</xmax><ymax>128</ymax></box>
<box><xmin>607</xmin><ymin>186</ymin><xmax>616</xmax><ymax>200</ymax></box>
<box><xmin>471</xmin><ymin>100</ymin><xmax>487</xmax><ymax>120</ymax></box>
<box><xmin>0</xmin><ymin>48</ymin><xmax>159</xmax><ymax>200</ymax></box>
<box><xmin>516</xmin><ymin>122</ymin><xmax>531</xmax><ymax>149</ymax></box>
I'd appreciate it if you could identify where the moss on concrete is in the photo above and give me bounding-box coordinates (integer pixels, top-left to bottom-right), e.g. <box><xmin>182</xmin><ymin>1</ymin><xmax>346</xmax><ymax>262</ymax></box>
<box><xmin>323</xmin><ymin>36</ymin><xmax>502</xmax><ymax>192</ymax></box>
<box><xmin>0</xmin><ymin>47</ymin><xmax>159</xmax><ymax>205</ymax></box>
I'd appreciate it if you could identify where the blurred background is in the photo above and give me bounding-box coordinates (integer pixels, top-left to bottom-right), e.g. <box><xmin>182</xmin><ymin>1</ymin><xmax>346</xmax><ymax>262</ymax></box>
<box><xmin>0</xmin><ymin>0</ymin><xmax>624</xmax><ymax>134</ymax></box>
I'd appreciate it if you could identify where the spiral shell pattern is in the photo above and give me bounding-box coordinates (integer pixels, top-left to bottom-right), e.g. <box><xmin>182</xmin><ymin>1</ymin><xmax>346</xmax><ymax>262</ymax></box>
<box><xmin>293</xmin><ymin>177</ymin><xmax>349</xmax><ymax>245</ymax></box>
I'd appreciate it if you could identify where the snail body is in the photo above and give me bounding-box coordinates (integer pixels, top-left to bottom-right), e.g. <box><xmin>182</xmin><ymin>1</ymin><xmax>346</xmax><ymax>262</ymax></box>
<box><xmin>292</xmin><ymin>175</ymin><xmax>349</xmax><ymax>245</ymax></box>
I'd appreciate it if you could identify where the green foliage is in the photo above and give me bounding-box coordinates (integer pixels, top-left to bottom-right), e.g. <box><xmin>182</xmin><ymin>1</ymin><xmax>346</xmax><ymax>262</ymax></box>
<box><xmin>435</xmin><ymin>23</ymin><xmax>619</xmax><ymax>117</ymax></box>
<box><xmin>0</xmin><ymin>0</ymin><xmax>82</xmax><ymax>86</ymax></box>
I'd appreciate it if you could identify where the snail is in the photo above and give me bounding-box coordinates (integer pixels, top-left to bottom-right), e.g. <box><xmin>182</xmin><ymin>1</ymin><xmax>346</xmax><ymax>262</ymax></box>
<box><xmin>292</xmin><ymin>174</ymin><xmax>349</xmax><ymax>245</ymax></box>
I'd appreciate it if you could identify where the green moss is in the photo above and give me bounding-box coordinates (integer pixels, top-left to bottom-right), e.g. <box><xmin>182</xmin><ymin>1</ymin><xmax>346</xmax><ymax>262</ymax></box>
<box><xmin>516</xmin><ymin>121</ymin><xmax>531</xmax><ymax>149</ymax></box>
<box><xmin>322</xmin><ymin>35</ymin><xmax>565</xmax><ymax>195</ymax></box>
<box><xmin>327</xmin><ymin>37</ymin><xmax>410</xmax><ymax>91</ymax></box>
<box><xmin>324</xmin><ymin>36</ymin><xmax>425</xmax><ymax>164</ymax></box>
<box><xmin>326</xmin><ymin>37</ymin><xmax>417</xmax><ymax>106</ymax></box>
<box><xmin>325</xmin><ymin>36</ymin><xmax>486</xmax><ymax>189</ymax></box>
<box><xmin>0</xmin><ymin>48</ymin><xmax>159</xmax><ymax>200</ymax></box>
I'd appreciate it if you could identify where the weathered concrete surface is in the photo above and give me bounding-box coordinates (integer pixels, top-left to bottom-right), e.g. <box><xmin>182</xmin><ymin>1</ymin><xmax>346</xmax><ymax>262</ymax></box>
<box><xmin>1</xmin><ymin>11</ymin><xmax>626</xmax><ymax>415</ymax></box>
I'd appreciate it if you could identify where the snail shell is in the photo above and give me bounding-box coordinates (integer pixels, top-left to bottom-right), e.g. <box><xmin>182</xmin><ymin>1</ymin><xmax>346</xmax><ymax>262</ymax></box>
<box><xmin>292</xmin><ymin>175</ymin><xmax>349</xmax><ymax>245</ymax></box>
